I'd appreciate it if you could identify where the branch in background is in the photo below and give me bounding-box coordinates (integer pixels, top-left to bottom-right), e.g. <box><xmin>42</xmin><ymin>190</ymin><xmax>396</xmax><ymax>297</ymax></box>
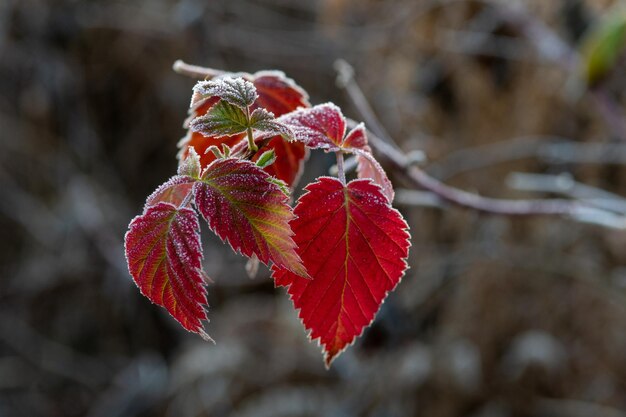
<box><xmin>427</xmin><ymin>137</ymin><xmax>626</xmax><ymax>181</ymax></box>
<box><xmin>394</xmin><ymin>189</ymin><xmax>446</xmax><ymax>209</ymax></box>
<box><xmin>426</xmin><ymin>135</ymin><xmax>568</xmax><ymax>181</ymax></box>
<box><xmin>335</xmin><ymin>60</ymin><xmax>626</xmax><ymax>229</ymax></box>
<box><xmin>507</xmin><ymin>172</ymin><xmax>626</xmax><ymax>215</ymax></box>
<box><xmin>335</xmin><ymin>59</ymin><xmax>396</xmax><ymax>145</ymax></box>
<box><xmin>173</xmin><ymin>60</ymin><xmax>225</xmax><ymax>79</ymax></box>
<box><xmin>539</xmin><ymin>141</ymin><xmax>626</xmax><ymax>165</ymax></box>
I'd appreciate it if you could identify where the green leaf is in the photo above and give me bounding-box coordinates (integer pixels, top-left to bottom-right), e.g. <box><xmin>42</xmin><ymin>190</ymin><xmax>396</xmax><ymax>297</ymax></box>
<box><xmin>190</xmin><ymin>100</ymin><xmax>249</xmax><ymax>138</ymax></box>
<box><xmin>250</xmin><ymin>108</ymin><xmax>295</xmax><ymax>141</ymax></box>
<box><xmin>205</xmin><ymin>144</ymin><xmax>233</xmax><ymax>160</ymax></box>
<box><xmin>255</xmin><ymin>149</ymin><xmax>276</xmax><ymax>168</ymax></box>
<box><xmin>580</xmin><ymin>11</ymin><xmax>626</xmax><ymax>85</ymax></box>
<box><xmin>266</xmin><ymin>176</ymin><xmax>290</xmax><ymax>197</ymax></box>
<box><xmin>194</xmin><ymin>76</ymin><xmax>258</xmax><ymax>108</ymax></box>
<box><xmin>177</xmin><ymin>147</ymin><xmax>201</xmax><ymax>178</ymax></box>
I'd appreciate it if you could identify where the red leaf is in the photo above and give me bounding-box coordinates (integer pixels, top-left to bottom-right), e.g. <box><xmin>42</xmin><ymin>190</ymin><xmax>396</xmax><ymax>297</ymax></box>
<box><xmin>253</xmin><ymin>71</ymin><xmax>310</xmax><ymax>115</ymax></box>
<box><xmin>125</xmin><ymin>203</ymin><xmax>211</xmax><ymax>339</ymax></box>
<box><xmin>145</xmin><ymin>175</ymin><xmax>196</xmax><ymax>209</ymax></box>
<box><xmin>279</xmin><ymin>103</ymin><xmax>346</xmax><ymax>150</ymax></box>
<box><xmin>353</xmin><ymin>149</ymin><xmax>394</xmax><ymax>203</ymax></box>
<box><xmin>179</xmin><ymin>72</ymin><xmax>309</xmax><ymax>187</ymax></box>
<box><xmin>343</xmin><ymin>123</ymin><xmax>369</xmax><ymax>150</ymax></box>
<box><xmin>194</xmin><ymin>157</ymin><xmax>307</xmax><ymax>277</ymax></box>
<box><xmin>273</xmin><ymin>177</ymin><xmax>410</xmax><ymax>366</ymax></box>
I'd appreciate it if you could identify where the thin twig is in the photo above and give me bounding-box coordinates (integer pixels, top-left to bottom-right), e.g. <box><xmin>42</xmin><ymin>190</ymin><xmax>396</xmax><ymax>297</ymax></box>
<box><xmin>507</xmin><ymin>172</ymin><xmax>626</xmax><ymax>215</ymax></box>
<box><xmin>334</xmin><ymin>59</ymin><xmax>396</xmax><ymax>145</ymax></box>
<box><xmin>394</xmin><ymin>189</ymin><xmax>446</xmax><ymax>208</ymax></box>
<box><xmin>335</xmin><ymin>60</ymin><xmax>626</xmax><ymax>228</ymax></box>
<box><xmin>173</xmin><ymin>60</ymin><xmax>226</xmax><ymax>79</ymax></box>
<box><xmin>539</xmin><ymin>141</ymin><xmax>626</xmax><ymax>165</ymax></box>
<box><xmin>426</xmin><ymin>136</ymin><xmax>626</xmax><ymax>181</ymax></box>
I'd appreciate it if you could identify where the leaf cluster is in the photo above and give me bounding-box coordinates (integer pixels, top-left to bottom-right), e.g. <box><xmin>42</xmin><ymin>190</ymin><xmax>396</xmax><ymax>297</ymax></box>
<box><xmin>125</xmin><ymin>69</ymin><xmax>411</xmax><ymax>366</ymax></box>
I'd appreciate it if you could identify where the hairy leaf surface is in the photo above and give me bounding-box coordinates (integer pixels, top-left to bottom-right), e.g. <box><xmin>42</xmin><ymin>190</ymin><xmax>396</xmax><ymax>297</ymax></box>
<box><xmin>145</xmin><ymin>175</ymin><xmax>196</xmax><ymax>209</ymax></box>
<box><xmin>250</xmin><ymin>108</ymin><xmax>295</xmax><ymax>141</ymax></box>
<box><xmin>194</xmin><ymin>158</ymin><xmax>306</xmax><ymax>276</ymax></box>
<box><xmin>178</xmin><ymin>148</ymin><xmax>202</xmax><ymax>178</ymax></box>
<box><xmin>194</xmin><ymin>76</ymin><xmax>258</xmax><ymax>108</ymax></box>
<box><xmin>125</xmin><ymin>203</ymin><xmax>211</xmax><ymax>338</ymax></box>
<box><xmin>273</xmin><ymin>177</ymin><xmax>410</xmax><ymax>366</ymax></box>
<box><xmin>353</xmin><ymin>149</ymin><xmax>394</xmax><ymax>203</ymax></box>
<box><xmin>190</xmin><ymin>100</ymin><xmax>249</xmax><ymax>138</ymax></box>
<box><xmin>279</xmin><ymin>103</ymin><xmax>347</xmax><ymax>150</ymax></box>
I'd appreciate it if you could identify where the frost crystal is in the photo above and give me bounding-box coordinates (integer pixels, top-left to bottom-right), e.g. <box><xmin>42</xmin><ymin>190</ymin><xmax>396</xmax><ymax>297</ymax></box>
<box><xmin>178</xmin><ymin>147</ymin><xmax>201</xmax><ymax>178</ymax></box>
<box><xmin>190</xmin><ymin>100</ymin><xmax>249</xmax><ymax>138</ymax></box>
<box><xmin>194</xmin><ymin>76</ymin><xmax>258</xmax><ymax>109</ymax></box>
<box><xmin>250</xmin><ymin>108</ymin><xmax>295</xmax><ymax>141</ymax></box>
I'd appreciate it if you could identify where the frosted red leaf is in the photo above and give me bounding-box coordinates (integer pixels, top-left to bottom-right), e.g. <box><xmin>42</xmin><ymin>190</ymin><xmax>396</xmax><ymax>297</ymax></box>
<box><xmin>353</xmin><ymin>149</ymin><xmax>394</xmax><ymax>203</ymax></box>
<box><xmin>194</xmin><ymin>157</ymin><xmax>307</xmax><ymax>277</ymax></box>
<box><xmin>145</xmin><ymin>175</ymin><xmax>196</xmax><ymax>209</ymax></box>
<box><xmin>125</xmin><ymin>203</ymin><xmax>211</xmax><ymax>339</ymax></box>
<box><xmin>273</xmin><ymin>177</ymin><xmax>410</xmax><ymax>366</ymax></box>
<box><xmin>278</xmin><ymin>103</ymin><xmax>346</xmax><ymax>150</ymax></box>
<box><xmin>342</xmin><ymin>123</ymin><xmax>369</xmax><ymax>150</ymax></box>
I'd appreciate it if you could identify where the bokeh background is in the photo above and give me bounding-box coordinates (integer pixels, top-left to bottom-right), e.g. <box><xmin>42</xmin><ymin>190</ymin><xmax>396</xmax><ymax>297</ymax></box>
<box><xmin>3</xmin><ymin>0</ymin><xmax>626</xmax><ymax>416</ymax></box>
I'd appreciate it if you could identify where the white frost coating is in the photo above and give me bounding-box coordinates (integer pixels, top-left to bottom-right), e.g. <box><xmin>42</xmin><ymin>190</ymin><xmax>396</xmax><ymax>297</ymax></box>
<box><xmin>277</xmin><ymin>103</ymin><xmax>346</xmax><ymax>148</ymax></box>
<box><xmin>178</xmin><ymin>147</ymin><xmax>201</xmax><ymax>178</ymax></box>
<box><xmin>250</xmin><ymin>107</ymin><xmax>275</xmax><ymax>124</ymax></box>
<box><xmin>250</xmin><ymin>108</ymin><xmax>295</xmax><ymax>141</ymax></box>
<box><xmin>352</xmin><ymin>148</ymin><xmax>395</xmax><ymax>203</ymax></box>
<box><xmin>190</xmin><ymin>101</ymin><xmax>249</xmax><ymax>138</ymax></box>
<box><xmin>193</xmin><ymin>76</ymin><xmax>258</xmax><ymax>108</ymax></box>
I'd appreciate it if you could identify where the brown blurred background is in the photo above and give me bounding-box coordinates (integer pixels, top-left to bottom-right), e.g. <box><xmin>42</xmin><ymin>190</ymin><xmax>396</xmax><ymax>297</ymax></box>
<box><xmin>3</xmin><ymin>0</ymin><xmax>626</xmax><ymax>416</ymax></box>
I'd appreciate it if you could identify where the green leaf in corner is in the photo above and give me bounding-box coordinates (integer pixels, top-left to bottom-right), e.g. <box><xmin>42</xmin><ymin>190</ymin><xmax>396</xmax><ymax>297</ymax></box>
<box><xmin>580</xmin><ymin>11</ymin><xmax>626</xmax><ymax>86</ymax></box>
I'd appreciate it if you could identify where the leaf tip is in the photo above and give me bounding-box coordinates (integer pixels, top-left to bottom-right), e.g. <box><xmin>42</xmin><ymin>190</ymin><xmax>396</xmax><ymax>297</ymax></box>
<box><xmin>199</xmin><ymin>329</ymin><xmax>216</xmax><ymax>344</ymax></box>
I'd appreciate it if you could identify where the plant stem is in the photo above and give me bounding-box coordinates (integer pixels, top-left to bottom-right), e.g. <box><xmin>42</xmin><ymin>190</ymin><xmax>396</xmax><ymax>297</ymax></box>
<box><xmin>336</xmin><ymin>152</ymin><xmax>346</xmax><ymax>185</ymax></box>
<box><xmin>244</xmin><ymin>107</ymin><xmax>257</xmax><ymax>152</ymax></box>
<box><xmin>246</xmin><ymin>127</ymin><xmax>258</xmax><ymax>152</ymax></box>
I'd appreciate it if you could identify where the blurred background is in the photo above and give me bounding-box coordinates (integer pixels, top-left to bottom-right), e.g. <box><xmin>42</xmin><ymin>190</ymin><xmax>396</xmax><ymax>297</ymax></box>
<box><xmin>3</xmin><ymin>0</ymin><xmax>626</xmax><ymax>416</ymax></box>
